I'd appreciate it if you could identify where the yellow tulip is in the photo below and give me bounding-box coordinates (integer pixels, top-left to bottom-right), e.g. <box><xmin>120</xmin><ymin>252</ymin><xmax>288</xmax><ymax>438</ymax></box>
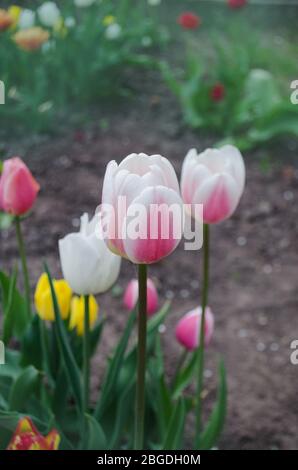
<box><xmin>53</xmin><ymin>18</ymin><xmax>67</xmax><ymax>38</ymax></box>
<box><xmin>69</xmin><ymin>295</ymin><xmax>98</xmax><ymax>336</ymax></box>
<box><xmin>8</xmin><ymin>6</ymin><xmax>21</xmax><ymax>28</ymax></box>
<box><xmin>34</xmin><ymin>273</ymin><xmax>72</xmax><ymax>321</ymax></box>
<box><xmin>103</xmin><ymin>15</ymin><xmax>116</xmax><ymax>26</ymax></box>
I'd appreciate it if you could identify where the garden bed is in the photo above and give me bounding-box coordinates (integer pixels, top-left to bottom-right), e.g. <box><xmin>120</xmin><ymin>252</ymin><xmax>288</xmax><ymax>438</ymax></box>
<box><xmin>1</xmin><ymin>85</ymin><xmax>298</xmax><ymax>449</ymax></box>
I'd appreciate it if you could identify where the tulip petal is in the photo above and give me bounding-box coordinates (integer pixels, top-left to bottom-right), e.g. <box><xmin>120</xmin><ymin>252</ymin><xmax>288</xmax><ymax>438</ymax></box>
<box><xmin>193</xmin><ymin>172</ymin><xmax>239</xmax><ymax>224</ymax></box>
<box><xmin>123</xmin><ymin>185</ymin><xmax>183</xmax><ymax>264</ymax></box>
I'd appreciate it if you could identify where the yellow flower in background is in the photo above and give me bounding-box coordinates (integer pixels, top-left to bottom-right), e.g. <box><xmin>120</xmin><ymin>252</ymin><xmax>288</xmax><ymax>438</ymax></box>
<box><xmin>35</xmin><ymin>273</ymin><xmax>72</xmax><ymax>321</ymax></box>
<box><xmin>53</xmin><ymin>18</ymin><xmax>67</xmax><ymax>38</ymax></box>
<box><xmin>13</xmin><ymin>27</ymin><xmax>49</xmax><ymax>51</ymax></box>
<box><xmin>69</xmin><ymin>295</ymin><xmax>98</xmax><ymax>336</ymax></box>
<box><xmin>8</xmin><ymin>6</ymin><xmax>21</xmax><ymax>28</ymax></box>
<box><xmin>103</xmin><ymin>15</ymin><xmax>116</xmax><ymax>26</ymax></box>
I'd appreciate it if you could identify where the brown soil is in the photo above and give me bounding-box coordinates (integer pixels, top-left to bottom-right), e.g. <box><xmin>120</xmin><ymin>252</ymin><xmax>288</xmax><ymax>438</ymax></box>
<box><xmin>1</xmin><ymin>83</ymin><xmax>298</xmax><ymax>450</ymax></box>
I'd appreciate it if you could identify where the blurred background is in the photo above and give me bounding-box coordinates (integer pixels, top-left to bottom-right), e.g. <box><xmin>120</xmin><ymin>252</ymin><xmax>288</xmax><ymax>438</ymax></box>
<box><xmin>1</xmin><ymin>0</ymin><xmax>298</xmax><ymax>449</ymax></box>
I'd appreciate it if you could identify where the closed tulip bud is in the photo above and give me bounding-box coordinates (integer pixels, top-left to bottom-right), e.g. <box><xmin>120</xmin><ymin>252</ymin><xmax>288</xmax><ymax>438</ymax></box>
<box><xmin>0</xmin><ymin>9</ymin><xmax>14</xmax><ymax>31</ymax></box>
<box><xmin>69</xmin><ymin>295</ymin><xmax>98</xmax><ymax>336</ymax></box>
<box><xmin>59</xmin><ymin>212</ymin><xmax>121</xmax><ymax>295</ymax></box>
<box><xmin>0</xmin><ymin>157</ymin><xmax>40</xmax><ymax>216</ymax></box>
<box><xmin>7</xmin><ymin>417</ymin><xmax>60</xmax><ymax>450</ymax></box>
<box><xmin>123</xmin><ymin>278</ymin><xmax>159</xmax><ymax>316</ymax></box>
<box><xmin>102</xmin><ymin>153</ymin><xmax>183</xmax><ymax>264</ymax></box>
<box><xmin>175</xmin><ymin>306</ymin><xmax>214</xmax><ymax>351</ymax></box>
<box><xmin>34</xmin><ymin>273</ymin><xmax>72</xmax><ymax>321</ymax></box>
<box><xmin>181</xmin><ymin>145</ymin><xmax>245</xmax><ymax>224</ymax></box>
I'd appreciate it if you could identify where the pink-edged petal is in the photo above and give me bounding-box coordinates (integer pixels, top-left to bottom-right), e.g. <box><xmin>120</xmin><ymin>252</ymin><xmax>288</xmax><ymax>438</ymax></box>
<box><xmin>123</xmin><ymin>185</ymin><xmax>183</xmax><ymax>264</ymax></box>
<box><xmin>193</xmin><ymin>172</ymin><xmax>239</xmax><ymax>224</ymax></box>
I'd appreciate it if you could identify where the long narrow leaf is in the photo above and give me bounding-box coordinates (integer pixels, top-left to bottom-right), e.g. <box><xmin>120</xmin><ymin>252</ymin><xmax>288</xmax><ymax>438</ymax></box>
<box><xmin>94</xmin><ymin>308</ymin><xmax>136</xmax><ymax>420</ymax></box>
<box><xmin>44</xmin><ymin>263</ymin><xmax>83</xmax><ymax>412</ymax></box>
<box><xmin>198</xmin><ymin>359</ymin><xmax>227</xmax><ymax>450</ymax></box>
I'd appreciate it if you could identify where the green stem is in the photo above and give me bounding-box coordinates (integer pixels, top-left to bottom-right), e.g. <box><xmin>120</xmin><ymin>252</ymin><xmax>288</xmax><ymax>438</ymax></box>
<box><xmin>195</xmin><ymin>223</ymin><xmax>210</xmax><ymax>448</ymax></box>
<box><xmin>134</xmin><ymin>263</ymin><xmax>147</xmax><ymax>450</ymax></box>
<box><xmin>15</xmin><ymin>216</ymin><xmax>31</xmax><ymax>318</ymax></box>
<box><xmin>83</xmin><ymin>294</ymin><xmax>90</xmax><ymax>414</ymax></box>
<box><xmin>171</xmin><ymin>349</ymin><xmax>189</xmax><ymax>390</ymax></box>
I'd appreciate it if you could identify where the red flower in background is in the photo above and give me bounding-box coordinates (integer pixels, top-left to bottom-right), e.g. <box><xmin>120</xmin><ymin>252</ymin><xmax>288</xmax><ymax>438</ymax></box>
<box><xmin>7</xmin><ymin>417</ymin><xmax>60</xmax><ymax>450</ymax></box>
<box><xmin>228</xmin><ymin>0</ymin><xmax>247</xmax><ymax>8</ymax></box>
<box><xmin>210</xmin><ymin>82</ymin><xmax>225</xmax><ymax>102</ymax></box>
<box><xmin>178</xmin><ymin>12</ymin><xmax>201</xmax><ymax>30</ymax></box>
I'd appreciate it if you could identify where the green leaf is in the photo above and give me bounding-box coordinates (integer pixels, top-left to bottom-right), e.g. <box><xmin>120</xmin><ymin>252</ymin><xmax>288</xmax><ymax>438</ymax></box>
<box><xmin>44</xmin><ymin>263</ymin><xmax>83</xmax><ymax>412</ymax></box>
<box><xmin>20</xmin><ymin>315</ymin><xmax>43</xmax><ymax>370</ymax></box>
<box><xmin>119</xmin><ymin>302</ymin><xmax>171</xmax><ymax>389</ymax></box>
<box><xmin>94</xmin><ymin>308</ymin><xmax>136</xmax><ymax>420</ymax></box>
<box><xmin>9</xmin><ymin>366</ymin><xmax>40</xmax><ymax>411</ymax></box>
<box><xmin>163</xmin><ymin>398</ymin><xmax>186</xmax><ymax>450</ymax></box>
<box><xmin>110</xmin><ymin>374</ymin><xmax>135</xmax><ymax>450</ymax></box>
<box><xmin>172</xmin><ymin>353</ymin><xmax>197</xmax><ymax>400</ymax></box>
<box><xmin>198</xmin><ymin>359</ymin><xmax>227</xmax><ymax>450</ymax></box>
<box><xmin>0</xmin><ymin>350</ymin><xmax>22</xmax><ymax>380</ymax></box>
<box><xmin>0</xmin><ymin>270</ymin><xmax>29</xmax><ymax>341</ymax></box>
<box><xmin>2</xmin><ymin>266</ymin><xmax>17</xmax><ymax>344</ymax></box>
<box><xmin>84</xmin><ymin>414</ymin><xmax>107</xmax><ymax>450</ymax></box>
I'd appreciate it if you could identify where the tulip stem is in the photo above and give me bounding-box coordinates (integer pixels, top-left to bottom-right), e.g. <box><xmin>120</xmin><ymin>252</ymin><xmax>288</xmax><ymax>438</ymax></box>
<box><xmin>195</xmin><ymin>223</ymin><xmax>210</xmax><ymax>448</ymax></box>
<box><xmin>134</xmin><ymin>263</ymin><xmax>147</xmax><ymax>450</ymax></box>
<box><xmin>171</xmin><ymin>350</ymin><xmax>189</xmax><ymax>390</ymax></box>
<box><xmin>83</xmin><ymin>295</ymin><xmax>90</xmax><ymax>414</ymax></box>
<box><xmin>15</xmin><ymin>216</ymin><xmax>31</xmax><ymax>319</ymax></box>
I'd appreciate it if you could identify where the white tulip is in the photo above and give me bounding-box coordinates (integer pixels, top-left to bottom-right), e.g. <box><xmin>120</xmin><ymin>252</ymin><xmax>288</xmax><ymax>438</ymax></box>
<box><xmin>18</xmin><ymin>9</ymin><xmax>35</xmax><ymax>30</ymax></box>
<box><xmin>37</xmin><ymin>2</ymin><xmax>61</xmax><ymax>28</ymax></box>
<box><xmin>59</xmin><ymin>212</ymin><xmax>121</xmax><ymax>295</ymax></box>
<box><xmin>181</xmin><ymin>145</ymin><xmax>245</xmax><ymax>224</ymax></box>
<box><xmin>105</xmin><ymin>23</ymin><xmax>121</xmax><ymax>40</ymax></box>
<box><xmin>74</xmin><ymin>0</ymin><xmax>96</xmax><ymax>7</ymax></box>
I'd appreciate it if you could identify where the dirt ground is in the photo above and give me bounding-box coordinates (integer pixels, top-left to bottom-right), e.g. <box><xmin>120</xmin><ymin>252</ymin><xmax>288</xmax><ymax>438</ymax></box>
<box><xmin>1</xmin><ymin>81</ymin><xmax>298</xmax><ymax>450</ymax></box>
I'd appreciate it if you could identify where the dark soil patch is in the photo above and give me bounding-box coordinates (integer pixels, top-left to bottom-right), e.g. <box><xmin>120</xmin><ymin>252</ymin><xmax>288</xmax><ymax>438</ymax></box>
<box><xmin>1</xmin><ymin>82</ymin><xmax>298</xmax><ymax>450</ymax></box>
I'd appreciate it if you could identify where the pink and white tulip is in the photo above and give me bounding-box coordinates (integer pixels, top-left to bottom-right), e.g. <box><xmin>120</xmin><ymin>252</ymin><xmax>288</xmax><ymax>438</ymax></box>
<box><xmin>101</xmin><ymin>153</ymin><xmax>183</xmax><ymax>264</ymax></box>
<box><xmin>181</xmin><ymin>145</ymin><xmax>245</xmax><ymax>224</ymax></box>
<box><xmin>175</xmin><ymin>306</ymin><xmax>214</xmax><ymax>351</ymax></box>
<box><xmin>0</xmin><ymin>157</ymin><xmax>40</xmax><ymax>216</ymax></box>
<box><xmin>123</xmin><ymin>278</ymin><xmax>159</xmax><ymax>316</ymax></box>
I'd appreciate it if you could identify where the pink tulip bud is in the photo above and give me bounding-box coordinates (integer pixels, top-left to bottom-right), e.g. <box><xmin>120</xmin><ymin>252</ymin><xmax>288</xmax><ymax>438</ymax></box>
<box><xmin>181</xmin><ymin>146</ymin><xmax>245</xmax><ymax>224</ymax></box>
<box><xmin>175</xmin><ymin>306</ymin><xmax>214</xmax><ymax>351</ymax></box>
<box><xmin>123</xmin><ymin>278</ymin><xmax>159</xmax><ymax>316</ymax></box>
<box><xmin>0</xmin><ymin>157</ymin><xmax>40</xmax><ymax>216</ymax></box>
<box><xmin>102</xmin><ymin>153</ymin><xmax>183</xmax><ymax>264</ymax></box>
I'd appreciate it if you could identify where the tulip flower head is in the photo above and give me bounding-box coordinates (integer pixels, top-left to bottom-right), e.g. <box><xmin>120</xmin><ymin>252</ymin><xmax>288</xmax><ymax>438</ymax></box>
<box><xmin>18</xmin><ymin>9</ymin><xmax>35</xmax><ymax>30</ymax></box>
<box><xmin>102</xmin><ymin>153</ymin><xmax>183</xmax><ymax>264</ymax></box>
<box><xmin>59</xmin><ymin>212</ymin><xmax>121</xmax><ymax>295</ymax></box>
<box><xmin>74</xmin><ymin>0</ymin><xmax>96</xmax><ymax>7</ymax></box>
<box><xmin>228</xmin><ymin>0</ymin><xmax>247</xmax><ymax>8</ymax></box>
<box><xmin>34</xmin><ymin>273</ymin><xmax>72</xmax><ymax>321</ymax></box>
<box><xmin>0</xmin><ymin>157</ymin><xmax>40</xmax><ymax>216</ymax></box>
<box><xmin>178</xmin><ymin>12</ymin><xmax>201</xmax><ymax>30</ymax></box>
<box><xmin>7</xmin><ymin>417</ymin><xmax>60</xmax><ymax>450</ymax></box>
<box><xmin>175</xmin><ymin>306</ymin><xmax>214</xmax><ymax>351</ymax></box>
<box><xmin>13</xmin><ymin>27</ymin><xmax>49</xmax><ymax>51</ymax></box>
<box><xmin>123</xmin><ymin>278</ymin><xmax>159</xmax><ymax>316</ymax></box>
<box><xmin>181</xmin><ymin>145</ymin><xmax>245</xmax><ymax>224</ymax></box>
<box><xmin>210</xmin><ymin>82</ymin><xmax>225</xmax><ymax>102</ymax></box>
<box><xmin>69</xmin><ymin>295</ymin><xmax>98</xmax><ymax>336</ymax></box>
<box><xmin>0</xmin><ymin>9</ymin><xmax>14</xmax><ymax>31</ymax></box>
<box><xmin>37</xmin><ymin>2</ymin><xmax>61</xmax><ymax>28</ymax></box>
